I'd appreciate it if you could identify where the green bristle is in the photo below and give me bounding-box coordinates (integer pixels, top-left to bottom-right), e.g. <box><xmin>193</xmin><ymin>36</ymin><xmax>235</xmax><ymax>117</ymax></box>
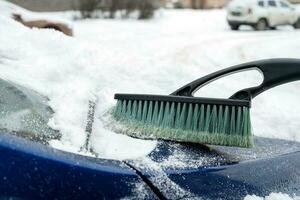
<box><xmin>146</xmin><ymin>101</ymin><xmax>153</xmax><ymax>124</ymax></box>
<box><xmin>162</xmin><ymin>102</ymin><xmax>170</xmax><ymax>127</ymax></box>
<box><xmin>192</xmin><ymin>104</ymin><xmax>199</xmax><ymax>131</ymax></box>
<box><xmin>223</xmin><ymin>106</ymin><xmax>230</xmax><ymax>134</ymax></box>
<box><xmin>169</xmin><ymin>102</ymin><xmax>176</xmax><ymax>127</ymax></box>
<box><xmin>211</xmin><ymin>105</ymin><xmax>218</xmax><ymax>133</ymax></box>
<box><xmin>174</xmin><ymin>103</ymin><xmax>181</xmax><ymax>129</ymax></box>
<box><xmin>126</xmin><ymin>100</ymin><xmax>132</xmax><ymax>119</ymax></box>
<box><xmin>137</xmin><ymin>100</ymin><xmax>142</xmax><ymax>120</ymax></box>
<box><xmin>236</xmin><ymin>107</ymin><xmax>242</xmax><ymax>134</ymax></box>
<box><xmin>112</xmin><ymin>99</ymin><xmax>253</xmax><ymax>148</ymax></box>
<box><xmin>157</xmin><ymin>101</ymin><xmax>164</xmax><ymax>126</ymax></box>
<box><xmin>114</xmin><ymin>100</ymin><xmax>122</xmax><ymax>119</ymax></box>
<box><xmin>132</xmin><ymin>100</ymin><xmax>138</xmax><ymax>119</ymax></box>
<box><xmin>142</xmin><ymin>101</ymin><xmax>148</xmax><ymax>122</ymax></box>
<box><xmin>230</xmin><ymin>106</ymin><xmax>236</xmax><ymax>135</ymax></box>
<box><xmin>186</xmin><ymin>103</ymin><xmax>193</xmax><ymax>130</ymax></box>
<box><xmin>217</xmin><ymin>105</ymin><xmax>223</xmax><ymax>133</ymax></box>
<box><xmin>152</xmin><ymin>101</ymin><xmax>159</xmax><ymax>124</ymax></box>
<box><xmin>241</xmin><ymin>107</ymin><xmax>247</xmax><ymax>136</ymax></box>
<box><xmin>199</xmin><ymin>104</ymin><xmax>205</xmax><ymax>132</ymax></box>
<box><xmin>121</xmin><ymin>100</ymin><xmax>126</xmax><ymax>115</ymax></box>
<box><xmin>204</xmin><ymin>105</ymin><xmax>211</xmax><ymax>133</ymax></box>
<box><xmin>179</xmin><ymin>103</ymin><xmax>187</xmax><ymax>129</ymax></box>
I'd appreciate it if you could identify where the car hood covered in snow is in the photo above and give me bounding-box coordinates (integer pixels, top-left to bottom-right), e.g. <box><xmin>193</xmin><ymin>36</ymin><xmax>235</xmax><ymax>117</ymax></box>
<box><xmin>1</xmin><ymin>8</ymin><xmax>300</xmax><ymax>199</ymax></box>
<box><xmin>126</xmin><ymin>137</ymin><xmax>300</xmax><ymax>199</ymax></box>
<box><xmin>0</xmin><ymin>0</ymin><xmax>73</xmax><ymax>28</ymax></box>
<box><xmin>4</xmin><ymin>76</ymin><xmax>299</xmax><ymax>199</ymax></box>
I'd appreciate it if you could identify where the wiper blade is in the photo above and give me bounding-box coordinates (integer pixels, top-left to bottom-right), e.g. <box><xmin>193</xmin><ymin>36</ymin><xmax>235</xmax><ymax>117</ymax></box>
<box><xmin>81</xmin><ymin>98</ymin><xmax>98</xmax><ymax>155</ymax></box>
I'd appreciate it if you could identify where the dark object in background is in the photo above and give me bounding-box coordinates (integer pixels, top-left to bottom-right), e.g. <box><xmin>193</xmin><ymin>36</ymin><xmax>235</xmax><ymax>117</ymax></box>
<box><xmin>12</xmin><ymin>13</ymin><xmax>73</xmax><ymax>36</ymax></box>
<box><xmin>138</xmin><ymin>0</ymin><xmax>157</xmax><ymax>19</ymax></box>
<box><xmin>77</xmin><ymin>0</ymin><xmax>101</xmax><ymax>19</ymax></box>
<box><xmin>77</xmin><ymin>0</ymin><xmax>161</xmax><ymax>19</ymax></box>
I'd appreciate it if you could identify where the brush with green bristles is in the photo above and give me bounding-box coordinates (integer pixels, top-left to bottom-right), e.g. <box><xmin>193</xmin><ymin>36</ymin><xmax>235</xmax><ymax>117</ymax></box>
<box><xmin>112</xmin><ymin>58</ymin><xmax>300</xmax><ymax>148</ymax></box>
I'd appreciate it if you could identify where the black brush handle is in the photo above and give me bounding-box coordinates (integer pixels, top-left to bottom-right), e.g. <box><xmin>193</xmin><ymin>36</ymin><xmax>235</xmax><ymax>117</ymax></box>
<box><xmin>171</xmin><ymin>58</ymin><xmax>300</xmax><ymax>101</ymax></box>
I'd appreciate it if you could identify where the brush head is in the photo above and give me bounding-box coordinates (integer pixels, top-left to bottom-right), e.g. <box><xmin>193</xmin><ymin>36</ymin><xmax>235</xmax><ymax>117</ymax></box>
<box><xmin>112</xmin><ymin>94</ymin><xmax>253</xmax><ymax>148</ymax></box>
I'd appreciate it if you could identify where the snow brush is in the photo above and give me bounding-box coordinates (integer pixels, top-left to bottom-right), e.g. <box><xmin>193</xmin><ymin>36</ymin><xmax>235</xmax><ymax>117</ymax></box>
<box><xmin>112</xmin><ymin>59</ymin><xmax>300</xmax><ymax>148</ymax></box>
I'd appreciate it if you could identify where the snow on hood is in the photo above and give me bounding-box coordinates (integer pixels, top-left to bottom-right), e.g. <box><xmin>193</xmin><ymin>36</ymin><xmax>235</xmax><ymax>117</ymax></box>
<box><xmin>0</xmin><ymin>0</ymin><xmax>73</xmax><ymax>28</ymax></box>
<box><xmin>2</xmin><ymin>8</ymin><xmax>300</xmax><ymax>161</ymax></box>
<box><xmin>0</xmin><ymin>16</ymin><xmax>156</xmax><ymax>160</ymax></box>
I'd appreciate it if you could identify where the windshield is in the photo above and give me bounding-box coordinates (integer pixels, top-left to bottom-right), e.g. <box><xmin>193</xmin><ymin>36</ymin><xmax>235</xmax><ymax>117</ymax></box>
<box><xmin>0</xmin><ymin>79</ymin><xmax>60</xmax><ymax>144</ymax></box>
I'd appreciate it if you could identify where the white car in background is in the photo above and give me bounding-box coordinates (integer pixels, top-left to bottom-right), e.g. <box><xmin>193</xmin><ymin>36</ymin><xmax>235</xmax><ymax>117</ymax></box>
<box><xmin>227</xmin><ymin>0</ymin><xmax>300</xmax><ymax>30</ymax></box>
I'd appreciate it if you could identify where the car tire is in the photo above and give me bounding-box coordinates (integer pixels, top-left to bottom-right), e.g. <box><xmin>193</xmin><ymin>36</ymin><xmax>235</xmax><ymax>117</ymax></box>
<box><xmin>255</xmin><ymin>19</ymin><xmax>268</xmax><ymax>31</ymax></box>
<box><xmin>293</xmin><ymin>18</ymin><xmax>300</xmax><ymax>29</ymax></box>
<box><xmin>230</xmin><ymin>24</ymin><xmax>240</xmax><ymax>30</ymax></box>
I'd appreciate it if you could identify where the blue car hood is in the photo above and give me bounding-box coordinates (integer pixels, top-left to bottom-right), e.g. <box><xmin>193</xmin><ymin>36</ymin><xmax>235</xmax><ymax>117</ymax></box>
<box><xmin>126</xmin><ymin>137</ymin><xmax>300</xmax><ymax>199</ymax></box>
<box><xmin>0</xmin><ymin>131</ymin><xmax>300</xmax><ymax>200</ymax></box>
<box><xmin>0</xmin><ymin>132</ymin><xmax>159</xmax><ymax>200</ymax></box>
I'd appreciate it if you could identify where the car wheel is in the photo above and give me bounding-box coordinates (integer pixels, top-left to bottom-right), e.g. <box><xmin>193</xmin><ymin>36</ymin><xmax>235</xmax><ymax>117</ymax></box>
<box><xmin>270</xmin><ymin>26</ymin><xmax>276</xmax><ymax>30</ymax></box>
<box><xmin>293</xmin><ymin>18</ymin><xmax>300</xmax><ymax>29</ymax></box>
<box><xmin>255</xmin><ymin>19</ymin><xmax>268</xmax><ymax>31</ymax></box>
<box><xmin>230</xmin><ymin>24</ymin><xmax>239</xmax><ymax>31</ymax></box>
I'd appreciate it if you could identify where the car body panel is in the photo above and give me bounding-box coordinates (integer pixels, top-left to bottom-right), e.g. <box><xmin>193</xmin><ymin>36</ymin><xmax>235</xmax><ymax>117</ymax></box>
<box><xmin>128</xmin><ymin>138</ymin><xmax>300</xmax><ymax>199</ymax></box>
<box><xmin>1</xmin><ymin>128</ymin><xmax>300</xmax><ymax>199</ymax></box>
<box><xmin>0</xmin><ymin>132</ymin><xmax>158</xmax><ymax>200</ymax></box>
<box><xmin>167</xmin><ymin>151</ymin><xmax>300</xmax><ymax>199</ymax></box>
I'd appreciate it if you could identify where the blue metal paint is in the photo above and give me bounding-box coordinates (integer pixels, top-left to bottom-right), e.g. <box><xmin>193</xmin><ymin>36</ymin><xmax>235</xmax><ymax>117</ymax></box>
<box><xmin>128</xmin><ymin>140</ymin><xmax>300</xmax><ymax>199</ymax></box>
<box><xmin>1</xmin><ymin>130</ymin><xmax>300</xmax><ymax>200</ymax></box>
<box><xmin>0</xmin><ymin>132</ymin><xmax>157</xmax><ymax>200</ymax></box>
<box><xmin>167</xmin><ymin>151</ymin><xmax>300</xmax><ymax>199</ymax></box>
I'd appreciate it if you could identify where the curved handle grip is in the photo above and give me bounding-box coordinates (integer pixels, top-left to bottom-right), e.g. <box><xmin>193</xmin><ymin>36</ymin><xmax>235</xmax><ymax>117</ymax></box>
<box><xmin>171</xmin><ymin>58</ymin><xmax>300</xmax><ymax>101</ymax></box>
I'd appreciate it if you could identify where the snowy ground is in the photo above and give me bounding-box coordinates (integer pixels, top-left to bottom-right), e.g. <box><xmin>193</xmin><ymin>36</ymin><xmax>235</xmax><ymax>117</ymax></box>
<box><xmin>1</xmin><ymin>7</ymin><xmax>300</xmax><ymax>199</ymax></box>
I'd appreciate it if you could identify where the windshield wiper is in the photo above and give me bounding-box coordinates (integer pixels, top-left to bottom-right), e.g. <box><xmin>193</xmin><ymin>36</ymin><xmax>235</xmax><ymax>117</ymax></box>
<box><xmin>81</xmin><ymin>99</ymin><xmax>98</xmax><ymax>156</ymax></box>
